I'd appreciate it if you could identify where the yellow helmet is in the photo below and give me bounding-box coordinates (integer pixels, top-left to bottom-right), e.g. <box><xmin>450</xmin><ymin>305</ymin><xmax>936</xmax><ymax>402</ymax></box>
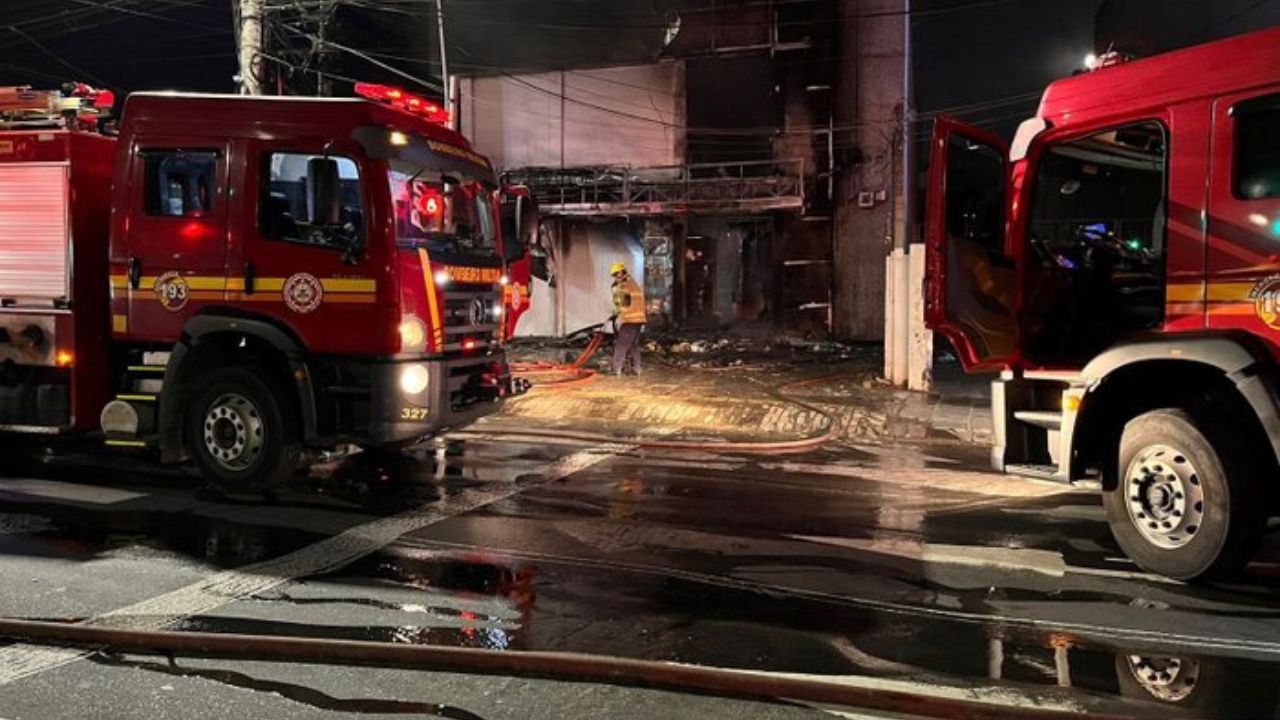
<box><xmin>609</xmin><ymin>262</ymin><xmax>627</xmax><ymax>275</ymax></box>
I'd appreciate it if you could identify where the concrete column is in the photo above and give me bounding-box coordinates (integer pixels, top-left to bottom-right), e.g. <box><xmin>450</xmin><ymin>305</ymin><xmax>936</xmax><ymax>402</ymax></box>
<box><xmin>892</xmin><ymin>247</ymin><xmax>910</xmax><ymax>384</ymax></box>
<box><xmin>907</xmin><ymin>245</ymin><xmax>933</xmax><ymax>391</ymax></box>
<box><xmin>883</xmin><ymin>252</ymin><xmax>897</xmax><ymax>381</ymax></box>
<box><xmin>987</xmin><ymin>637</ymin><xmax>1004</xmax><ymax>680</ymax></box>
<box><xmin>1054</xmin><ymin>642</ymin><xmax>1072</xmax><ymax>688</ymax></box>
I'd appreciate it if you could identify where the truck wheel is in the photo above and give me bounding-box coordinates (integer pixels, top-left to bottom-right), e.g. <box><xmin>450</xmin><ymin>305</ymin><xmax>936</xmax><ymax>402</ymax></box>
<box><xmin>1102</xmin><ymin>408</ymin><xmax>1263</xmax><ymax>581</ymax></box>
<box><xmin>187</xmin><ymin>366</ymin><xmax>300</xmax><ymax>495</ymax></box>
<box><xmin>1114</xmin><ymin>654</ymin><xmax>1225</xmax><ymax>710</ymax></box>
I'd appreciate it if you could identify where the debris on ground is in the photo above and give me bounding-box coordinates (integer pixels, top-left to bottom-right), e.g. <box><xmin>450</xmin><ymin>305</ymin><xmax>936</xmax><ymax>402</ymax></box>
<box><xmin>642</xmin><ymin>329</ymin><xmax>877</xmax><ymax>371</ymax></box>
<box><xmin>501</xmin><ymin>331</ymin><xmax>991</xmax><ymax>445</ymax></box>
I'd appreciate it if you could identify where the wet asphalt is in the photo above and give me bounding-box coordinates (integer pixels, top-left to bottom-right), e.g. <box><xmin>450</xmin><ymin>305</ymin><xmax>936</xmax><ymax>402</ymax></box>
<box><xmin>0</xmin><ymin>433</ymin><xmax>1278</xmax><ymax>719</ymax></box>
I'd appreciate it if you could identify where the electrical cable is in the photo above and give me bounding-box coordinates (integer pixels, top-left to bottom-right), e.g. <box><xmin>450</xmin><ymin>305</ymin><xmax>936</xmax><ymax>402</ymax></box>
<box><xmin>441</xmin><ymin>0</ymin><xmax>1025</xmax><ymax>30</ymax></box>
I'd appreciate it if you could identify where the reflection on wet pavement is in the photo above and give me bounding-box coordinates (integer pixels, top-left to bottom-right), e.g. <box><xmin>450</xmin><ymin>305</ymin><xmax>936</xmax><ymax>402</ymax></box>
<box><xmin>1</xmin><ymin>435</ymin><xmax>1279</xmax><ymax>717</ymax></box>
<box><xmin>91</xmin><ymin>654</ymin><xmax>490</xmax><ymax>719</ymax></box>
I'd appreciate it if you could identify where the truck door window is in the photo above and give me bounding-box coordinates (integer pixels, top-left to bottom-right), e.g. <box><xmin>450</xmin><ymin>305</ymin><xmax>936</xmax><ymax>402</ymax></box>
<box><xmin>1025</xmin><ymin>121</ymin><xmax>1167</xmax><ymax>364</ymax></box>
<box><xmin>142</xmin><ymin>150</ymin><xmax>218</xmax><ymax>217</ymax></box>
<box><xmin>260</xmin><ymin>152</ymin><xmax>364</xmax><ymax>248</ymax></box>
<box><xmin>945</xmin><ymin>138</ymin><xmax>1006</xmax><ymax>256</ymax></box>
<box><xmin>1234</xmin><ymin>94</ymin><xmax>1280</xmax><ymax>200</ymax></box>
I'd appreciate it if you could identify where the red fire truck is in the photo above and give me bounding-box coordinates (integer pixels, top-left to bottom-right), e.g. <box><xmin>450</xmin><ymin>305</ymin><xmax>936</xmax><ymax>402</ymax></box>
<box><xmin>926</xmin><ymin>27</ymin><xmax>1280</xmax><ymax>580</ymax></box>
<box><xmin>0</xmin><ymin>82</ymin><xmax>524</xmax><ymax>493</ymax></box>
<box><xmin>498</xmin><ymin>185</ymin><xmax>538</xmax><ymax>340</ymax></box>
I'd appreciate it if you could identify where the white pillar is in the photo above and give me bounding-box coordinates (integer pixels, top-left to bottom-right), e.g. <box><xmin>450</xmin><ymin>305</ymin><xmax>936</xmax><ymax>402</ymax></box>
<box><xmin>883</xmin><ymin>252</ymin><xmax>897</xmax><ymax>382</ymax></box>
<box><xmin>907</xmin><ymin>244</ymin><xmax>933</xmax><ymax>391</ymax></box>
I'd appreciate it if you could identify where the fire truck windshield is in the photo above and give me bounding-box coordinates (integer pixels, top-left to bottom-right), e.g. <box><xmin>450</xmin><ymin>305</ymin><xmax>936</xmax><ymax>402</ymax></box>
<box><xmin>389</xmin><ymin>158</ymin><xmax>497</xmax><ymax>259</ymax></box>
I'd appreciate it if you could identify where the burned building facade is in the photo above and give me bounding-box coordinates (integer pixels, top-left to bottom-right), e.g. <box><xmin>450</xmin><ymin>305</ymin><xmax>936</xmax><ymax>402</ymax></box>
<box><xmin>456</xmin><ymin>0</ymin><xmax>909</xmax><ymax>341</ymax></box>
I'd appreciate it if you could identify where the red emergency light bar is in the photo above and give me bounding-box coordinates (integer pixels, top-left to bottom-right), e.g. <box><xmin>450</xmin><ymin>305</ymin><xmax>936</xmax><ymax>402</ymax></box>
<box><xmin>354</xmin><ymin>83</ymin><xmax>450</xmax><ymax>125</ymax></box>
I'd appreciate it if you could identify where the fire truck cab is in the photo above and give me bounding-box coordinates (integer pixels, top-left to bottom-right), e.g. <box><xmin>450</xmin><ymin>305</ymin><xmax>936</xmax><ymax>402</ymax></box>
<box><xmin>0</xmin><ymin>83</ymin><xmax>524</xmax><ymax>493</ymax></box>
<box><xmin>498</xmin><ymin>185</ymin><xmax>538</xmax><ymax>340</ymax></box>
<box><xmin>926</xmin><ymin>27</ymin><xmax>1280</xmax><ymax>580</ymax></box>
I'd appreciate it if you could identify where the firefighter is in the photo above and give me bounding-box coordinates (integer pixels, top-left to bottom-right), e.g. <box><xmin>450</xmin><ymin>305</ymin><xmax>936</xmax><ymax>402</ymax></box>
<box><xmin>609</xmin><ymin>262</ymin><xmax>646</xmax><ymax>376</ymax></box>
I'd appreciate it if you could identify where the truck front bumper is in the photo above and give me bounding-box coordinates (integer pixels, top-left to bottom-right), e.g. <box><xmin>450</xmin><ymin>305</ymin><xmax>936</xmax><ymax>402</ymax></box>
<box><xmin>316</xmin><ymin>353</ymin><xmax>528</xmax><ymax>447</ymax></box>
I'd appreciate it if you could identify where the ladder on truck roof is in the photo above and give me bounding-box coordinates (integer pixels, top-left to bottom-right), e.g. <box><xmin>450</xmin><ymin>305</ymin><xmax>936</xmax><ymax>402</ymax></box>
<box><xmin>0</xmin><ymin>83</ymin><xmax>113</xmax><ymax>132</ymax></box>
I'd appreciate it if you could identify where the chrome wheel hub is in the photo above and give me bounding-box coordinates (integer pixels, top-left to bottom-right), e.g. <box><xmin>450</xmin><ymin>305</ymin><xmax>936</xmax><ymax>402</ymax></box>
<box><xmin>202</xmin><ymin>393</ymin><xmax>265</xmax><ymax>471</ymax></box>
<box><xmin>1124</xmin><ymin>444</ymin><xmax>1205</xmax><ymax>549</ymax></box>
<box><xmin>1123</xmin><ymin>654</ymin><xmax>1199</xmax><ymax>702</ymax></box>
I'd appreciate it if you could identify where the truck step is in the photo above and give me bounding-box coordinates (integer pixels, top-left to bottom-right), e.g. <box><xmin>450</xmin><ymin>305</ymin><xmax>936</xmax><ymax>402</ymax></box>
<box><xmin>103</xmin><ymin>437</ymin><xmax>151</xmax><ymax>449</ymax></box>
<box><xmin>1005</xmin><ymin>463</ymin><xmax>1067</xmax><ymax>482</ymax></box>
<box><xmin>124</xmin><ymin>365</ymin><xmax>166</xmax><ymax>394</ymax></box>
<box><xmin>1013</xmin><ymin>410</ymin><xmax>1063</xmax><ymax>431</ymax></box>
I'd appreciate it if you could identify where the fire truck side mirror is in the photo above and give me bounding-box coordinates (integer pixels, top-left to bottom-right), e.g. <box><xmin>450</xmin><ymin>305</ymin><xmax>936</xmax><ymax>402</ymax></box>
<box><xmin>306</xmin><ymin>157</ymin><xmax>341</xmax><ymax>227</ymax></box>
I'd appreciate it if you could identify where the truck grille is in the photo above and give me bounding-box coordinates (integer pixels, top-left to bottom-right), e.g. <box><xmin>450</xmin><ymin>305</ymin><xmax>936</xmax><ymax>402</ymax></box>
<box><xmin>441</xmin><ymin>288</ymin><xmax>501</xmax><ymax>353</ymax></box>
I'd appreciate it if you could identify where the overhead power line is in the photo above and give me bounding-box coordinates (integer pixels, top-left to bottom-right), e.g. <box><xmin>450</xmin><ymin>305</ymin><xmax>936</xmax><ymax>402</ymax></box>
<box><xmin>443</xmin><ymin>0</ymin><xmax>1023</xmax><ymax>31</ymax></box>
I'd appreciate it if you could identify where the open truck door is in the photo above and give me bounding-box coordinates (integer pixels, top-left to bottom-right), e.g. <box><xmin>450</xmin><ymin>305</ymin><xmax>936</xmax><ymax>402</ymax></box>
<box><xmin>499</xmin><ymin>185</ymin><xmax>538</xmax><ymax>340</ymax></box>
<box><xmin>924</xmin><ymin>117</ymin><xmax>1016</xmax><ymax>372</ymax></box>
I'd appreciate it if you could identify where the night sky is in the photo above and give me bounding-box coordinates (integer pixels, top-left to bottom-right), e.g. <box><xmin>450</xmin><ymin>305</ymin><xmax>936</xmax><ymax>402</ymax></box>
<box><xmin>0</xmin><ymin>0</ymin><xmax>1274</xmax><ymax>139</ymax></box>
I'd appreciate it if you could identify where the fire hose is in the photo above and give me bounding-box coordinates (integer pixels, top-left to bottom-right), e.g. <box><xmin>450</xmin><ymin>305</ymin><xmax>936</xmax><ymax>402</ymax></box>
<box><xmin>0</xmin><ymin>618</ymin><xmax>1132</xmax><ymax>720</ymax></box>
<box><xmin>507</xmin><ymin>326</ymin><xmax>606</xmax><ymax>389</ymax></box>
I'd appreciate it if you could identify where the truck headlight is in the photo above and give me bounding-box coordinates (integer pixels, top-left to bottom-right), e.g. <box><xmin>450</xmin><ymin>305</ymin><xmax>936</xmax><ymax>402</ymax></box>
<box><xmin>399</xmin><ymin>363</ymin><xmax>430</xmax><ymax>395</ymax></box>
<box><xmin>398</xmin><ymin>315</ymin><xmax>427</xmax><ymax>352</ymax></box>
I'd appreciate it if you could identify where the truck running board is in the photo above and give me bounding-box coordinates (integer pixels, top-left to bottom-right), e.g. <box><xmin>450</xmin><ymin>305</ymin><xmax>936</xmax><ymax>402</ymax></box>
<box><xmin>1004</xmin><ymin>463</ymin><xmax>1066</xmax><ymax>482</ymax></box>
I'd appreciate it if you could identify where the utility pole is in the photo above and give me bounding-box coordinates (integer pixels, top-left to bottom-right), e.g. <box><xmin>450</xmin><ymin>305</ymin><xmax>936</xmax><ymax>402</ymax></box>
<box><xmin>436</xmin><ymin>0</ymin><xmax>457</xmax><ymax>129</ymax></box>
<box><xmin>315</xmin><ymin>4</ymin><xmax>330</xmax><ymax>97</ymax></box>
<box><xmin>237</xmin><ymin>0</ymin><xmax>264</xmax><ymax>95</ymax></box>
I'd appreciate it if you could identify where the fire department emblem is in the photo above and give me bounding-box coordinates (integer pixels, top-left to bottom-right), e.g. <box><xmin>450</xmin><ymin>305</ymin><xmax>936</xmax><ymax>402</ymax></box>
<box><xmin>283</xmin><ymin>273</ymin><xmax>324</xmax><ymax>314</ymax></box>
<box><xmin>153</xmin><ymin>271</ymin><xmax>189</xmax><ymax>311</ymax></box>
<box><xmin>1250</xmin><ymin>275</ymin><xmax>1280</xmax><ymax>330</ymax></box>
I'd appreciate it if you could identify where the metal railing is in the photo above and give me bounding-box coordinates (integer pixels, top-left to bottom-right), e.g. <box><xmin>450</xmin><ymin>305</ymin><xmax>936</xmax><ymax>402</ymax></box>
<box><xmin>502</xmin><ymin>159</ymin><xmax>805</xmax><ymax>216</ymax></box>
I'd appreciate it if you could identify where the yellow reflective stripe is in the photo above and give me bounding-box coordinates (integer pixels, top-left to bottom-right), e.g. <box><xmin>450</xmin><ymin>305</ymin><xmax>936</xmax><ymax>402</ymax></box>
<box><xmin>129</xmin><ymin>275</ymin><xmax>224</xmax><ymax>290</ymax></box>
<box><xmin>186</xmin><ymin>277</ymin><xmax>227</xmax><ymax>291</ymax></box>
<box><xmin>116</xmin><ymin>394</ymin><xmax>156</xmax><ymax>402</ymax></box>
<box><xmin>419</xmin><ymin>248</ymin><xmax>445</xmax><ymax>351</ymax></box>
<box><xmin>1205</xmin><ymin>282</ymin><xmax>1255</xmax><ymax>302</ymax></box>
<box><xmin>1168</xmin><ymin>282</ymin><xmax>1260</xmax><ymax>303</ymax></box>
<box><xmin>105</xmin><ymin>439</ymin><xmax>148</xmax><ymax>448</ymax></box>
<box><xmin>117</xmin><ymin>276</ymin><xmax>376</xmax><ymax>294</ymax></box>
<box><xmin>226</xmin><ymin>278</ymin><xmax>285</xmax><ymax>292</ymax></box>
<box><xmin>321</xmin><ymin>278</ymin><xmax>377</xmax><ymax>293</ymax></box>
<box><xmin>1165</xmin><ymin>283</ymin><xmax>1202</xmax><ymax>303</ymax></box>
<box><xmin>112</xmin><ymin>314</ymin><xmax>128</xmax><ymax>332</ymax></box>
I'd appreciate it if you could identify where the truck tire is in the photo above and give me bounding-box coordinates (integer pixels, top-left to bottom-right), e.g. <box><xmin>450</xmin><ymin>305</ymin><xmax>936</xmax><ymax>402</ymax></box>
<box><xmin>1114</xmin><ymin>654</ymin><xmax>1226</xmax><ymax>711</ymax></box>
<box><xmin>1102</xmin><ymin>408</ymin><xmax>1263</xmax><ymax>581</ymax></box>
<box><xmin>187</xmin><ymin>365</ymin><xmax>301</xmax><ymax>495</ymax></box>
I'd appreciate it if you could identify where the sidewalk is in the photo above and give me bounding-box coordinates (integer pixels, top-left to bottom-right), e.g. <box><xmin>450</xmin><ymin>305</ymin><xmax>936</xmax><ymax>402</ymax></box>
<box><xmin>893</xmin><ymin>361</ymin><xmax>995</xmax><ymax>443</ymax></box>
